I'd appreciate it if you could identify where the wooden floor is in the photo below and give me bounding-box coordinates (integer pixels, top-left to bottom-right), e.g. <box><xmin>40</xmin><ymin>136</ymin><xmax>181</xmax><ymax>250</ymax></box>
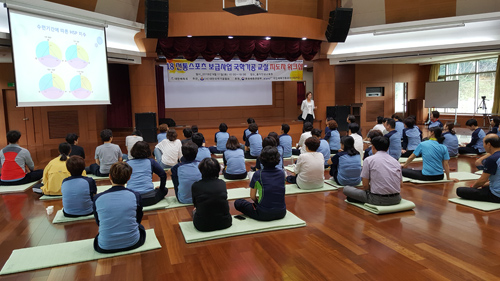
<box><xmin>1</xmin><ymin>147</ymin><xmax>500</xmax><ymax>280</ymax></box>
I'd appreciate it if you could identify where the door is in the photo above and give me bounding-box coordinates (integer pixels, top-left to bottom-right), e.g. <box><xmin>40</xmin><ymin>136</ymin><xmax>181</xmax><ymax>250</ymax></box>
<box><xmin>3</xmin><ymin>90</ymin><xmax>34</xmax><ymax>146</ymax></box>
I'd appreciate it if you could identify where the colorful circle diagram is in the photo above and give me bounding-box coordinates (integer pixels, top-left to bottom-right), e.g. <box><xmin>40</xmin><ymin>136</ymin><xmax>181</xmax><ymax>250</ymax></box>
<box><xmin>36</xmin><ymin>41</ymin><xmax>62</xmax><ymax>67</ymax></box>
<box><xmin>39</xmin><ymin>74</ymin><xmax>65</xmax><ymax>99</ymax></box>
<box><xmin>70</xmin><ymin>75</ymin><xmax>92</xmax><ymax>99</ymax></box>
<box><xmin>65</xmin><ymin>45</ymin><xmax>89</xmax><ymax>69</ymax></box>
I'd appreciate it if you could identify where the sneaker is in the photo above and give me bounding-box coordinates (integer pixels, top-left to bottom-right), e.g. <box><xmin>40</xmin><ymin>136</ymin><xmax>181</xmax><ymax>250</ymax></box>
<box><xmin>32</xmin><ymin>187</ymin><xmax>43</xmax><ymax>194</ymax></box>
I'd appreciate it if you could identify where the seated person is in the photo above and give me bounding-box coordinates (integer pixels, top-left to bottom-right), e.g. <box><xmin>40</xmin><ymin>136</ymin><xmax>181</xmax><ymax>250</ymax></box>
<box><xmin>223</xmin><ymin>136</ymin><xmax>247</xmax><ymax>180</ymax></box>
<box><xmin>37</xmin><ymin>143</ymin><xmax>78</xmax><ymax>195</ymax></box>
<box><xmin>443</xmin><ymin>122</ymin><xmax>459</xmax><ymax>158</ymax></box>
<box><xmin>88</xmin><ymin>129</ymin><xmax>122</xmax><ymax>177</ymax></box>
<box><xmin>154</xmin><ymin>129</ymin><xmax>182</xmax><ymax>169</ymax></box>
<box><xmin>459</xmin><ymin>119</ymin><xmax>486</xmax><ymax>155</ymax></box>
<box><xmin>311</xmin><ymin>128</ymin><xmax>330</xmax><ymax>167</ymax></box>
<box><xmin>268</xmin><ymin>132</ymin><xmax>284</xmax><ymax>165</ymax></box>
<box><xmin>349</xmin><ymin>123</ymin><xmax>364</xmax><ymax>157</ymax></box>
<box><xmin>293</xmin><ymin>122</ymin><xmax>313</xmax><ymax>155</ymax></box>
<box><xmin>242</xmin><ymin>117</ymin><xmax>257</xmax><ymax>143</ymax></box>
<box><xmin>279</xmin><ymin>124</ymin><xmax>293</xmax><ymax>158</ymax></box>
<box><xmin>191</xmin><ymin>125</ymin><xmax>205</xmax><ymax>146</ymax></box>
<box><xmin>256</xmin><ymin>136</ymin><xmax>284</xmax><ymax>170</ymax></box>
<box><xmin>234</xmin><ymin>146</ymin><xmax>286</xmax><ymax>221</ymax></box>
<box><xmin>244</xmin><ymin>123</ymin><xmax>263</xmax><ymax>159</ymax></box>
<box><xmin>325</xmin><ymin>119</ymin><xmax>341</xmax><ymax>154</ymax></box>
<box><xmin>171</xmin><ymin>141</ymin><xmax>202</xmax><ymax>204</ymax></box>
<box><xmin>124</xmin><ymin>130</ymin><xmax>143</xmax><ymax>161</ymax></box>
<box><xmin>0</xmin><ymin>130</ymin><xmax>43</xmax><ymax>186</ymax></box>
<box><xmin>343</xmin><ymin>136</ymin><xmax>402</xmax><ymax>206</ymax></box>
<box><xmin>181</xmin><ymin>127</ymin><xmax>193</xmax><ymax>145</ymax></box>
<box><xmin>93</xmin><ymin>162</ymin><xmax>145</xmax><ymax>253</ymax></box>
<box><xmin>392</xmin><ymin>114</ymin><xmax>405</xmax><ymax>139</ymax></box>
<box><xmin>62</xmin><ymin>156</ymin><xmax>97</xmax><ymax>217</ymax></box>
<box><xmin>157</xmin><ymin>123</ymin><xmax>169</xmax><ymax>143</ymax></box>
<box><xmin>428</xmin><ymin>110</ymin><xmax>443</xmax><ymax>129</ymax></box>
<box><xmin>401</xmin><ymin>127</ymin><xmax>457</xmax><ymax>182</ymax></box>
<box><xmin>329</xmin><ymin>136</ymin><xmax>362</xmax><ymax>186</ymax></box>
<box><xmin>209</xmin><ymin>123</ymin><xmax>230</xmax><ymax>154</ymax></box>
<box><xmin>66</xmin><ymin>133</ymin><xmax>85</xmax><ymax>159</ymax></box>
<box><xmin>347</xmin><ymin>114</ymin><xmax>362</xmax><ymax>137</ymax></box>
<box><xmin>401</xmin><ymin>117</ymin><xmax>422</xmax><ymax>158</ymax></box>
<box><xmin>372</xmin><ymin>116</ymin><xmax>387</xmax><ymax>135</ymax></box>
<box><xmin>192</xmin><ymin>158</ymin><xmax>232</xmax><ymax>232</ymax></box>
<box><xmin>384</xmin><ymin>119</ymin><xmax>402</xmax><ymax>160</ymax></box>
<box><xmin>364</xmin><ymin>130</ymin><xmax>383</xmax><ymax>159</ymax></box>
<box><xmin>456</xmin><ymin>134</ymin><xmax>500</xmax><ymax>203</ymax></box>
<box><xmin>486</xmin><ymin>117</ymin><xmax>500</xmax><ymax>135</ymax></box>
<box><xmin>126</xmin><ymin>141</ymin><xmax>168</xmax><ymax>207</ymax></box>
<box><xmin>286</xmin><ymin>137</ymin><xmax>325</xmax><ymax>189</ymax></box>
<box><xmin>193</xmin><ymin>133</ymin><xmax>211</xmax><ymax>162</ymax></box>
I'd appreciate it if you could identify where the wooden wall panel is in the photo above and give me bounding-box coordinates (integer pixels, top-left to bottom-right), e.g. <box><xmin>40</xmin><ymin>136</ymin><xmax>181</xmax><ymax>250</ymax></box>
<box><xmin>47</xmin><ymin>111</ymin><xmax>79</xmax><ymax>139</ymax></box>
<box><xmin>385</xmin><ymin>0</ymin><xmax>456</xmax><ymax>24</ymax></box>
<box><xmin>313</xmin><ymin>59</ymin><xmax>336</xmax><ymax>127</ymax></box>
<box><xmin>283</xmin><ymin>81</ymin><xmax>299</xmax><ymax>119</ymax></box>
<box><xmin>129</xmin><ymin>58</ymin><xmax>158</xmax><ymax>127</ymax></box>
<box><xmin>335</xmin><ymin>64</ymin><xmax>355</xmax><ymax>106</ymax></box>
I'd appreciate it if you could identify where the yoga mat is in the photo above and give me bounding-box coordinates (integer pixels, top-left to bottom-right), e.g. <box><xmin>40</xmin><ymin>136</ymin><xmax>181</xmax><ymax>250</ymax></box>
<box><xmin>324</xmin><ymin>179</ymin><xmax>362</xmax><ymax>188</ymax></box>
<box><xmin>398</xmin><ymin>157</ymin><xmax>423</xmax><ymax>163</ymax></box>
<box><xmin>0</xmin><ymin>182</ymin><xmax>36</xmax><ymax>194</ymax></box>
<box><xmin>407</xmin><ymin>172</ymin><xmax>480</xmax><ymax>184</ymax></box>
<box><xmin>179</xmin><ymin>210</ymin><xmax>306</xmax><ymax>243</ymax></box>
<box><xmin>345</xmin><ymin>199</ymin><xmax>416</xmax><ymax>214</ymax></box>
<box><xmin>213</xmin><ymin>153</ymin><xmax>223</xmax><ymax>157</ymax></box>
<box><xmin>448</xmin><ymin>198</ymin><xmax>500</xmax><ymax>211</ymax></box>
<box><xmin>0</xmin><ymin>229</ymin><xmax>160</xmax><ymax>275</ymax></box>
<box><xmin>88</xmin><ymin>175</ymin><xmax>109</xmax><ymax>181</ymax></box>
<box><xmin>285</xmin><ymin>183</ymin><xmax>338</xmax><ymax>193</ymax></box>
<box><xmin>216</xmin><ymin>158</ymin><xmax>255</xmax><ymax>164</ymax></box>
<box><xmin>218</xmin><ymin>175</ymin><xmax>249</xmax><ymax>182</ymax></box>
<box><xmin>475</xmin><ymin>170</ymin><xmax>483</xmax><ymax>175</ymax></box>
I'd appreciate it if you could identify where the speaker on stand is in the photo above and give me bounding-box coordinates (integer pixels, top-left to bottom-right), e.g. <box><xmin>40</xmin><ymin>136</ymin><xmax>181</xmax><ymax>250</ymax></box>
<box><xmin>135</xmin><ymin>112</ymin><xmax>157</xmax><ymax>143</ymax></box>
<box><xmin>326</xmin><ymin>106</ymin><xmax>351</xmax><ymax>133</ymax></box>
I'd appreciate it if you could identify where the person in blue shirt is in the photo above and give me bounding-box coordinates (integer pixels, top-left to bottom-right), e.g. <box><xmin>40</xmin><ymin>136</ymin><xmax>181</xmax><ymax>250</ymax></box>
<box><xmin>401</xmin><ymin>127</ymin><xmax>457</xmax><ymax>182</ymax></box>
<box><xmin>181</xmin><ymin>127</ymin><xmax>193</xmax><ymax>145</ymax></box>
<box><xmin>347</xmin><ymin>114</ymin><xmax>362</xmax><ymax>137</ymax></box>
<box><xmin>428</xmin><ymin>111</ymin><xmax>443</xmax><ymax>129</ymax></box>
<box><xmin>126</xmin><ymin>141</ymin><xmax>167</xmax><ymax>207</ymax></box>
<box><xmin>401</xmin><ymin>117</ymin><xmax>422</xmax><ymax>158</ymax></box>
<box><xmin>190</xmin><ymin>125</ymin><xmax>205</xmax><ymax>146</ymax></box>
<box><xmin>324</xmin><ymin>119</ymin><xmax>341</xmax><ymax>154</ymax></box>
<box><xmin>157</xmin><ymin>124</ymin><xmax>168</xmax><ymax>143</ymax></box>
<box><xmin>234</xmin><ymin>146</ymin><xmax>286</xmax><ymax>221</ymax></box>
<box><xmin>459</xmin><ymin>119</ymin><xmax>486</xmax><ymax>155</ymax></box>
<box><xmin>364</xmin><ymin>129</ymin><xmax>383</xmax><ymax>159</ymax></box>
<box><xmin>255</xmin><ymin>136</ymin><xmax>284</xmax><ymax>170</ymax></box>
<box><xmin>392</xmin><ymin>114</ymin><xmax>405</xmax><ymax>139</ymax></box>
<box><xmin>242</xmin><ymin>117</ymin><xmax>256</xmax><ymax>143</ymax></box>
<box><xmin>268</xmin><ymin>132</ymin><xmax>284</xmax><ymax>166</ymax></box>
<box><xmin>245</xmin><ymin>123</ymin><xmax>263</xmax><ymax>159</ymax></box>
<box><xmin>443</xmin><ymin>122</ymin><xmax>459</xmax><ymax>158</ymax></box>
<box><xmin>193</xmin><ymin>133</ymin><xmax>211</xmax><ymax>162</ymax></box>
<box><xmin>384</xmin><ymin>119</ymin><xmax>402</xmax><ymax>160</ymax></box>
<box><xmin>279</xmin><ymin>124</ymin><xmax>293</xmax><ymax>158</ymax></box>
<box><xmin>311</xmin><ymin>128</ymin><xmax>330</xmax><ymax>167</ymax></box>
<box><xmin>93</xmin><ymin>162</ymin><xmax>145</xmax><ymax>253</ymax></box>
<box><xmin>209</xmin><ymin>123</ymin><xmax>230</xmax><ymax>154</ymax></box>
<box><xmin>328</xmin><ymin>136</ymin><xmax>362</xmax><ymax>186</ymax></box>
<box><xmin>223</xmin><ymin>136</ymin><xmax>247</xmax><ymax>180</ymax></box>
<box><xmin>171</xmin><ymin>141</ymin><xmax>202</xmax><ymax>204</ymax></box>
<box><xmin>457</xmin><ymin>134</ymin><xmax>500</xmax><ymax>203</ymax></box>
<box><xmin>486</xmin><ymin>117</ymin><xmax>500</xmax><ymax>136</ymax></box>
<box><xmin>61</xmin><ymin>156</ymin><xmax>97</xmax><ymax>217</ymax></box>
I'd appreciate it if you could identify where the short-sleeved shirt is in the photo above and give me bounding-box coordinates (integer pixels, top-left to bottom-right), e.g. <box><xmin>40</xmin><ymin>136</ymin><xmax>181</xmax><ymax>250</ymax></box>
<box><xmin>126</xmin><ymin>158</ymin><xmax>167</xmax><ymax>195</ymax></box>
<box><xmin>428</xmin><ymin>120</ymin><xmax>443</xmax><ymax>129</ymax></box>
<box><xmin>69</xmin><ymin>144</ymin><xmax>85</xmax><ymax>159</ymax></box>
<box><xmin>298</xmin><ymin>132</ymin><xmax>312</xmax><ymax>154</ymax></box>
<box><xmin>246</xmin><ymin>133</ymin><xmax>263</xmax><ymax>157</ymax></box>
<box><xmin>483</xmin><ymin>151</ymin><xmax>500</xmax><ymax>197</ymax></box>
<box><xmin>330</xmin><ymin>151</ymin><xmax>361</xmax><ymax>186</ymax></box>
<box><xmin>195</xmin><ymin>147</ymin><xmax>211</xmax><ymax>162</ymax></box>
<box><xmin>243</xmin><ymin>128</ymin><xmax>258</xmax><ymax>142</ymax></box>
<box><xmin>351</xmin><ymin>133</ymin><xmax>364</xmax><ymax>157</ymax></box>
<box><xmin>317</xmin><ymin>139</ymin><xmax>331</xmax><ymax>165</ymax></box>
<box><xmin>295</xmin><ymin>152</ymin><xmax>325</xmax><ymax>190</ymax></box>
<box><xmin>93</xmin><ymin>186</ymin><xmax>143</xmax><ymax>251</ymax></box>
<box><xmin>157</xmin><ymin>132</ymin><xmax>167</xmax><ymax>143</ymax></box>
<box><xmin>250</xmin><ymin>168</ymin><xmax>286</xmax><ymax>211</ymax></box>
<box><xmin>224</xmin><ymin>149</ymin><xmax>246</xmax><ymax>175</ymax></box>
<box><xmin>171</xmin><ymin>160</ymin><xmax>202</xmax><ymax>204</ymax></box>
<box><xmin>442</xmin><ymin>132</ymin><xmax>459</xmax><ymax>157</ymax></box>
<box><xmin>214</xmin><ymin>132</ymin><xmax>230</xmax><ymax>152</ymax></box>
<box><xmin>94</xmin><ymin>143</ymin><xmax>122</xmax><ymax>174</ymax></box>
<box><xmin>62</xmin><ymin>176</ymin><xmax>96</xmax><ymax>216</ymax></box>
<box><xmin>402</xmin><ymin>127</ymin><xmax>422</xmax><ymax>150</ymax></box>
<box><xmin>279</xmin><ymin>134</ymin><xmax>293</xmax><ymax>158</ymax></box>
<box><xmin>385</xmin><ymin>130</ymin><xmax>402</xmax><ymax>160</ymax></box>
<box><xmin>467</xmin><ymin>128</ymin><xmax>486</xmax><ymax>153</ymax></box>
<box><xmin>372</xmin><ymin>124</ymin><xmax>386</xmax><ymax>134</ymax></box>
<box><xmin>42</xmin><ymin>156</ymin><xmax>86</xmax><ymax>195</ymax></box>
<box><xmin>125</xmin><ymin>135</ymin><xmax>143</xmax><ymax>159</ymax></box>
<box><xmin>155</xmin><ymin>139</ymin><xmax>182</xmax><ymax>166</ymax></box>
<box><xmin>0</xmin><ymin>144</ymin><xmax>34</xmax><ymax>182</ymax></box>
<box><xmin>413</xmin><ymin>139</ymin><xmax>450</xmax><ymax>176</ymax></box>
<box><xmin>361</xmin><ymin>151</ymin><xmax>401</xmax><ymax>195</ymax></box>
<box><xmin>395</xmin><ymin>121</ymin><xmax>405</xmax><ymax>139</ymax></box>
<box><xmin>325</xmin><ymin>129</ymin><xmax>340</xmax><ymax>151</ymax></box>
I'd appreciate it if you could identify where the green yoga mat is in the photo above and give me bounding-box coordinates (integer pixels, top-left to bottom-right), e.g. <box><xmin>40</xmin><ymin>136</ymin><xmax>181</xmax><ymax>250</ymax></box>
<box><xmin>88</xmin><ymin>174</ymin><xmax>109</xmax><ymax>181</ymax></box>
<box><xmin>345</xmin><ymin>199</ymin><xmax>416</xmax><ymax>214</ymax></box>
<box><xmin>398</xmin><ymin>157</ymin><xmax>423</xmax><ymax>163</ymax></box>
<box><xmin>285</xmin><ymin>183</ymin><xmax>338</xmax><ymax>193</ymax></box>
<box><xmin>0</xmin><ymin>228</ymin><xmax>160</xmax><ymax>275</ymax></box>
<box><xmin>179</xmin><ymin>210</ymin><xmax>306</xmax><ymax>243</ymax></box>
<box><xmin>407</xmin><ymin>172</ymin><xmax>480</xmax><ymax>184</ymax></box>
<box><xmin>475</xmin><ymin>170</ymin><xmax>483</xmax><ymax>175</ymax></box>
<box><xmin>52</xmin><ymin>210</ymin><xmax>94</xmax><ymax>224</ymax></box>
<box><xmin>324</xmin><ymin>179</ymin><xmax>362</xmax><ymax>188</ymax></box>
<box><xmin>0</xmin><ymin>182</ymin><xmax>36</xmax><ymax>194</ymax></box>
<box><xmin>448</xmin><ymin>198</ymin><xmax>500</xmax><ymax>211</ymax></box>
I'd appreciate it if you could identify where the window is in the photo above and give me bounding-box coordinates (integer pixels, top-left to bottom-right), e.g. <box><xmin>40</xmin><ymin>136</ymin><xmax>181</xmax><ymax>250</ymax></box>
<box><xmin>435</xmin><ymin>58</ymin><xmax>497</xmax><ymax>114</ymax></box>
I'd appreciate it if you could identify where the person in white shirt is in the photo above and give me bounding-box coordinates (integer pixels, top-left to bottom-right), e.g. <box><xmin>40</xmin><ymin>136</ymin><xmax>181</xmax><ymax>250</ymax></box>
<box><xmin>292</xmin><ymin>122</ymin><xmax>313</xmax><ymax>155</ymax></box>
<box><xmin>300</xmin><ymin>91</ymin><xmax>317</xmax><ymax>124</ymax></box>
<box><xmin>124</xmin><ymin>130</ymin><xmax>143</xmax><ymax>161</ymax></box>
<box><xmin>349</xmin><ymin>123</ymin><xmax>364</xmax><ymax>157</ymax></box>
<box><xmin>286</xmin><ymin>137</ymin><xmax>325</xmax><ymax>189</ymax></box>
<box><xmin>372</xmin><ymin>116</ymin><xmax>387</xmax><ymax>135</ymax></box>
<box><xmin>154</xmin><ymin>129</ymin><xmax>182</xmax><ymax>169</ymax></box>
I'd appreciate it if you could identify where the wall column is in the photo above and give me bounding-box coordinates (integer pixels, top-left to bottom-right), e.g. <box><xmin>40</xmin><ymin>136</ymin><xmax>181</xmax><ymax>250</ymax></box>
<box><xmin>129</xmin><ymin>58</ymin><xmax>158</xmax><ymax>127</ymax></box>
<box><xmin>313</xmin><ymin>59</ymin><xmax>336</xmax><ymax>126</ymax></box>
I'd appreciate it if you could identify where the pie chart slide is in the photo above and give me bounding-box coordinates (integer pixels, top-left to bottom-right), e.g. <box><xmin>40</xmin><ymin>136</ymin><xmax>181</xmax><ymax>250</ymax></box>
<box><xmin>39</xmin><ymin>74</ymin><xmax>65</xmax><ymax>99</ymax></box>
<box><xmin>36</xmin><ymin>41</ymin><xmax>62</xmax><ymax>67</ymax></box>
<box><xmin>65</xmin><ymin>45</ymin><xmax>90</xmax><ymax>69</ymax></box>
<box><xmin>70</xmin><ymin>75</ymin><xmax>92</xmax><ymax>99</ymax></box>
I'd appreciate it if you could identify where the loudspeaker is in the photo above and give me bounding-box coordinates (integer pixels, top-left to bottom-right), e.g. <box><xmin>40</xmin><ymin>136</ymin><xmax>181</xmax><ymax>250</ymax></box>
<box><xmin>325</xmin><ymin>8</ymin><xmax>353</xmax><ymax>43</ymax></box>
<box><xmin>145</xmin><ymin>0</ymin><xmax>169</xmax><ymax>39</ymax></box>
<box><xmin>140</xmin><ymin>128</ymin><xmax>157</xmax><ymax>143</ymax></box>
<box><xmin>159</xmin><ymin>118</ymin><xmax>176</xmax><ymax>127</ymax></box>
<box><xmin>135</xmin><ymin>112</ymin><xmax>157</xmax><ymax>129</ymax></box>
<box><xmin>326</xmin><ymin>106</ymin><xmax>350</xmax><ymax>132</ymax></box>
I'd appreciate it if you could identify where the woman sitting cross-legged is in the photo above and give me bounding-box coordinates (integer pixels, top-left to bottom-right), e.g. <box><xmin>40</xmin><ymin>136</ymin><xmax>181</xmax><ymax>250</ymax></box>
<box><xmin>192</xmin><ymin>158</ymin><xmax>232</xmax><ymax>232</ymax></box>
<box><xmin>401</xmin><ymin>127</ymin><xmax>458</xmax><ymax>182</ymax></box>
<box><xmin>126</xmin><ymin>141</ymin><xmax>168</xmax><ymax>207</ymax></box>
<box><xmin>286</xmin><ymin>137</ymin><xmax>325</xmax><ymax>190</ymax></box>
<box><xmin>328</xmin><ymin>136</ymin><xmax>362</xmax><ymax>186</ymax></box>
<box><xmin>222</xmin><ymin>136</ymin><xmax>247</xmax><ymax>180</ymax></box>
<box><xmin>61</xmin><ymin>156</ymin><xmax>97</xmax><ymax>217</ymax></box>
<box><xmin>93</xmin><ymin>162</ymin><xmax>146</xmax><ymax>253</ymax></box>
<box><xmin>234</xmin><ymin>146</ymin><xmax>286</xmax><ymax>221</ymax></box>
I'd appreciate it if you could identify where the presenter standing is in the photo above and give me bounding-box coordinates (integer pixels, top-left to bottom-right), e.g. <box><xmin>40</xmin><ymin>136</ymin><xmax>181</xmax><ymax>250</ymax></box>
<box><xmin>301</xmin><ymin>91</ymin><xmax>317</xmax><ymax>124</ymax></box>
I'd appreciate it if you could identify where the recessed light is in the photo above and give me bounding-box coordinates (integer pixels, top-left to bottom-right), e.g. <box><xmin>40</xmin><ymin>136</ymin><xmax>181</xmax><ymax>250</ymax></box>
<box><xmin>187</xmin><ymin>35</ymin><xmax>192</xmax><ymax>38</ymax></box>
<box><xmin>302</xmin><ymin>37</ymin><xmax>307</xmax><ymax>40</ymax></box>
<box><xmin>228</xmin><ymin>36</ymin><xmax>233</xmax><ymax>39</ymax></box>
<box><xmin>265</xmin><ymin>37</ymin><xmax>271</xmax><ymax>40</ymax></box>
<box><xmin>304</xmin><ymin>65</ymin><xmax>308</xmax><ymax>67</ymax></box>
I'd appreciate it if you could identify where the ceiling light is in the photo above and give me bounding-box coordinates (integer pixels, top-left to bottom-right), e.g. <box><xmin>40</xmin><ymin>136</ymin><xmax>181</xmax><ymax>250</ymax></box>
<box><xmin>187</xmin><ymin>35</ymin><xmax>192</xmax><ymax>38</ymax></box>
<box><xmin>228</xmin><ymin>36</ymin><xmax>233</xmax><ymax>39</ymax></box>
<box><xmin>373</xmin><ymin>23</ymin><xmax>465</xmax><ymax>36</ymax></box>
<box><xmin>265</xmin><ymin>36</ymin><xmax>271</xmax><ymax>40</ymax></box>
<box><xmin>302</xmin><ymin>37</ymin><xmax>307</xmax><ymax>40</ymax></box>
<box><xmin>304</xmin><ymin>65</ymin><xmax>308</xmax><ymax>67</ymax></box>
